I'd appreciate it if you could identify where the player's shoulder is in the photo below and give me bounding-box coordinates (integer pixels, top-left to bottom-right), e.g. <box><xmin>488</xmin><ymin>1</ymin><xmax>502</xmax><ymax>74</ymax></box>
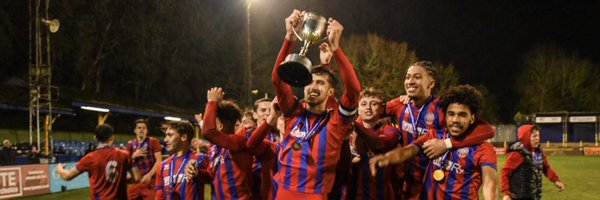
<box><xmin>475</xmin><ymin>142</ymin><xmax>496</xmax><ymax>154</ymax></box>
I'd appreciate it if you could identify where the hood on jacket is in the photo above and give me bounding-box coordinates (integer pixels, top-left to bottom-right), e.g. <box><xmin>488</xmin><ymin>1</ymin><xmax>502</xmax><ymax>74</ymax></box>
<box><xmin>517</xmin><ymin>124</ymin><xmax>537</xmax><ymax>152</ymax></box>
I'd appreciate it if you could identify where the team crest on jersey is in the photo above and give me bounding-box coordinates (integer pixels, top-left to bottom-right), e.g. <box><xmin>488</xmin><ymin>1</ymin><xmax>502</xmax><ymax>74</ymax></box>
<box><xmin>425</xmin><ymin>113</ymin><xmax>435</xmax><ymax>125</ymax></box>
<box><xmin>401</xmin><ymin>121</ymin><xmax>413</xmax><ymax>133</ymax></box>
<box><xmin>457</xmin><ymin>147</ymin><xmax>470</xmax><ymax>158</ymax></box>
<box><xmin>164</xmin><ymin>163</ymin><xmax>170</xmax><ymax>170</ymax></box>
<box><xmin>290</xmin><ymin>126</ymin><xmax>307</xmax><ymax>138</ymax></box>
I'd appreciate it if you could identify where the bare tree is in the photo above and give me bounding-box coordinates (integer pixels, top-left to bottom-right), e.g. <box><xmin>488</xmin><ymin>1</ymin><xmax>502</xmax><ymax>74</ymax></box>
<box><xmin>516</xmin><ymin>44</ymin><xmax>600</xmax><ymax>113</ymax></box>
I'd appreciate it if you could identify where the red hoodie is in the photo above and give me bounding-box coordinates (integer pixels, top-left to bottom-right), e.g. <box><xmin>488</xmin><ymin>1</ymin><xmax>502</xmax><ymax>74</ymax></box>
<box><xmin>500</xmin><ymin>125</ymin><xmax>561</xmax><ymax>196</ymax></box>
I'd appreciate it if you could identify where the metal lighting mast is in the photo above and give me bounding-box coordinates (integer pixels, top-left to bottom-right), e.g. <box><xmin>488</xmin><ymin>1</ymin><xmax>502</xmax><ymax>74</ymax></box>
<box><xmin>29</xmin><ymin>0</ymin><xmax>59</xmax><ymax>156</ymax></box>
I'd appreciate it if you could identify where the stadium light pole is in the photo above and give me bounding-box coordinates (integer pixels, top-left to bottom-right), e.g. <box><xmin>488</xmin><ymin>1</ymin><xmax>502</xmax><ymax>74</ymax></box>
<box><xmin>245</xmin><ymin>0</ymin><xmax>253</xmax><ymax>106</ymax></box>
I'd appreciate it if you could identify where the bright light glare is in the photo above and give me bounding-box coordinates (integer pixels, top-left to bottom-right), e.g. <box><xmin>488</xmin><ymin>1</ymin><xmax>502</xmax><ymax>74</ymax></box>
<box><xmin>164</xmin><ymin>116</ymin><xmax>184</xmax><ymax>122</ymax></box>
<box><xmin>80</xmin><ymin>106</ymin><xmax>109</xmax><ymax>113</ymax></box>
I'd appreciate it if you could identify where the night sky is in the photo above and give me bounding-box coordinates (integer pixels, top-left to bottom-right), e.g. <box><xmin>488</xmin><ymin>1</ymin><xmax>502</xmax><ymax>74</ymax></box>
<box><xmin>253</xmin><ymin>0</ymin><xmax>600</xmax><ymax>121</ymax></box>
<box><xmin>2</xmin><ymin>0</ymin><xmax>599</xmax><ymax>122</ymax></box>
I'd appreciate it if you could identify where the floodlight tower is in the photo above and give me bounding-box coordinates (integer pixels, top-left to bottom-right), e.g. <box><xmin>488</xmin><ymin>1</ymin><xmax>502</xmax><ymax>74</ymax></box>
<box><xmin>29</xmin><ymin>0</ymin><xmax>59</xmax><ymax>156</ymax></box>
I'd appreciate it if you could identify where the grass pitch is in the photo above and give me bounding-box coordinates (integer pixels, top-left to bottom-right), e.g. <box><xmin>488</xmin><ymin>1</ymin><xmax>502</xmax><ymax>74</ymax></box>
<box><xmin>16</xmin><ymin>155</ymin><xmax>600</xmax><ymax>200</ymax></box>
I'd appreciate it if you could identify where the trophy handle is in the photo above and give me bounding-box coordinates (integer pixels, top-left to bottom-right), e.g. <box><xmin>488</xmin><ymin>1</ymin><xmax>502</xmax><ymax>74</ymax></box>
<box><xmin>291</xmin><ymin>20</ymin><xmax>304</xmax><ymax>42</ymax></box>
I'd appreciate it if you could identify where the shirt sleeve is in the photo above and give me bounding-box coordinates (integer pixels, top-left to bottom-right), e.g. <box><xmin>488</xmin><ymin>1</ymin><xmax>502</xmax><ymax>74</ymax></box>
<box><xmin>202</xmin><ymin>101</ymin><xmax>248</xmax><ymax>152</ymax></box>
<box><xmin>412</xmin><ymin>131</ymin><xmax>436</xmax><ymax>149</ymax></box>
<box><xmin>541</xmin><ymin>151</ymin><xmax>561</xmax><ymax>182</ymax></box>
<box><xmin>476</xmin><ymin>143</ymin><xmax>497</xmax><ymax>170</ymax></box>
<box><xmin>272</xmin><ymin>38</ymin><xmax>301</xmax><ymax>116</ymax></box>
<box><xmin>126</xmin><ymin>141</ymin><xmax>134</xmax><ymax>155</ymax></box>
<box><xmin>380</xmin><ymin>125</ymin><xmax>401</xmax><ymax>150</ymax></box>
<box><xmin>450</xmin><ymin>117</ymin><xmax>495</xmax><ymax>148</ymax></box>
<box><xmin>151</xmin><ymin>138</ymin><xmax>162</xmax><ymax>153</ymax></box>
<box><xmin>75</xmin><ymin>154</ymin><xmax>92</xmax><ymax>172</ymax></box>
<box><xmin>385</xmin><ymin>97</ymin><xmax>402</xmax><ymax>118</ymax></box>
<box><xmin>500</xmin><ymin>152</ymin><xmax>525</xmax><ymax>196</ymax></box>
<box><xmin>334</xmin><ymin>48</ymin><xmax>361</xmax><ymax>115</ymax></box>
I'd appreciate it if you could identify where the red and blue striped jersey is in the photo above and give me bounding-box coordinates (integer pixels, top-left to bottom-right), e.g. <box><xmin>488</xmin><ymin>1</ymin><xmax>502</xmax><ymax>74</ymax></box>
<box><xmin>347</xmin><ymin>122</ymin><xmax>400</xmax><ymax>200</ymax></box>
<box><xmin>155</xmin><ymin>151</ymin><xmax>209</xmax><ymax>200</ymax></box>
<box><xmin>127</xmin><ymin>136</ymin><xmax>162</xmax><ymax>176</ymax></box>
<box><xmin>386</xmin><ymin>96</ymin><xmax>444</xmax><ymax>199</ymax></box>
<box><xmin>76</xmin><ymin>146</ymin><xmax>132</xmax><ymax>200</ymax></box>
<box><xmin>272</xmin><ymin>38</ymin><xmax>360</xmax><ymax>195</ymax></box>
<box><xmin>202</xmin><ymin>101</ymin><xmax>255</xmax><ymax>200</ymax></box>
<box><xmin>414</xmin><ymin>130</ymin><xmax>497</xmax><ymax>200</ymax></box>
<box><xmin>208</xmin><ymin>145</ymin><xmax>254</xmax><ymax>200</ymax></box>
<box><xmin>275</xmin><ymin>104</ymin><xmax>354</xmax><ymax>194</ymax></box>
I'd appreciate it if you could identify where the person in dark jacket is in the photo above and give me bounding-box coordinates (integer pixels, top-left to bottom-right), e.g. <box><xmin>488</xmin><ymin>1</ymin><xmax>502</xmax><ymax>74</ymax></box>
<box><xmin>501</xmin><ymin>125</ymin><xmax>565</xmax><ymax>200</ymax></box>
<box><xmin>0</xmin><ymin>140</ymin><xmax>17</xmax><ymax>166</ymax></box>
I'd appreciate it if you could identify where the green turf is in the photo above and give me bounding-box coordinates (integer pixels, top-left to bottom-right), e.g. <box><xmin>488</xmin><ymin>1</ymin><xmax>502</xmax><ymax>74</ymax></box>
<box><xmin>15</xmin><ymin>155</ymin><xmax>600</xmax><ymax>199</ymax></box>
<box><xmin>495</xmin><ymin>155</ymin><xmax>600</xmax><ymax>200</ymax></box>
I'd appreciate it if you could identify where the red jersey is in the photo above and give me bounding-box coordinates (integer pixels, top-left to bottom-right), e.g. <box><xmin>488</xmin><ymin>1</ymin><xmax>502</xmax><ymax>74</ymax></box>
<box><xmin>246</xmin><ymin>122</ymin><xmax>279</xmax><ymax>200</ymax></box>
<box><xmin>127</xmin><ymin>136</ymin><xmax>162</xmax><ymax>175</ymax></box>
<box><xmin>414</xmin><ymin>129</ymin><xmax>497</xmax><ymax>199</ymax></box>
<box><xmin>386</xmin><ymin>96</ymin><xmax>496</xmax><ymax>199</ymax></box>
<box><xmin>203</xmin><ymin>101</ymin><xmax>254</xmax><ymax>200</ymax></box>
<box><xmin>386</xmin><ymin>96</ymin><xmax>443</xmax><ymax>199</ymax></box>
<box><xmin>76</xmin><ymin>146</ymin><xmax>132</xmax><ymax>200</ymax></box>
<box><xmin>347</xmin><ymin>122</ymin><xmax>400</xmax><ymax>200</ymax></box>
<box><xmin>155</xmin><ymin>151</ymin><xmax>209</xmax><ymax>200</ymax></box>
<box><xmin>271</xmin><ymin>39</ymin><xmax>361</xmax><ymax>195</ymax></box>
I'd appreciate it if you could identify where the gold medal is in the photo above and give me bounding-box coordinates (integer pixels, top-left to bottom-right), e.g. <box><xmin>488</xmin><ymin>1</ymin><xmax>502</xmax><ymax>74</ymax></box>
<box><xmin>292</xmin><ymin>142</ymin><xmax>302</xmax><ymax>150</ymax></box>
<box><xmin>166</xmin><ymin>186</ymin><xmax>173</xmax><ymax>193</ymax></box>
<box><xmin>433</xmin><ymin>169</ymin><xmax>445</xmax><ymax>181</ymax></box>
<box><xmin>351</xmin><ymin>156</ymin><xmax>361</xmax><ymax>163</ymax></box>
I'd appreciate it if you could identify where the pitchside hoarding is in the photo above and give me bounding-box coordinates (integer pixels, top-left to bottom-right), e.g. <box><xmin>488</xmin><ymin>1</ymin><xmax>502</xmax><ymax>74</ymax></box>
<box><xmin>0</xmin><ymin>164</ymin><xmax>50</xmax><ymax>199</ymax></box>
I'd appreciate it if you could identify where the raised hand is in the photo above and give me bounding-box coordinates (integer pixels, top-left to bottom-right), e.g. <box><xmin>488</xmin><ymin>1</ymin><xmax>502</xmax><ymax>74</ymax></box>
<box><xmin>319</xmin><ymin>42</ymin><xmax>333</xmax><ymax>65</ymax></box>
<box><xmin>267</xmin><ymin>97</ymin><xmax>282</xmax><ymax>126</ymax></box>
<box><xmin>285</xmin><ymin>9</ymin><xmax>305</xmax><ymax>41</ymax></box>
<box><xmin>326</xmin><ymin>18</ymin><xmax>344</xmax><ymax>52</ymax></box>
<box><xmin>207</xmin><ymin>87</ymin><xmax>224</xmax><ymax>102</ymax></box>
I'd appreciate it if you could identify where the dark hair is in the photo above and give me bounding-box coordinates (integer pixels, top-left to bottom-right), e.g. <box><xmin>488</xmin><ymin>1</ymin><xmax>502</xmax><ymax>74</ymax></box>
<box><xmin>165</xmin><ymin>121</ymin><xmax>194</xmax><ymax>142</ymax></box>
<box><xmin>95</xmin><ymin>124</ymin><xmax>114</xmax><ymax>142</ymax></box>
<box><xmin>311</xmin><ymin>66</ymin><xmax>338</xmax><ymax>88</ymax></box>
<box><xmin>439</xmin><ymin>85</ymin><xmax>484</xmax><ymax>115</ymax></box>
<box><xmin>254</xmin><ymin>98</ymin><xmax>272</xmax><ymax>111</ymax></box>
<box><xmin>531</xmin><ymin>125</ymin><xmax>540</xmax><ymax>133</ymax></box>
<box><xmin>360</xmin><ymin>87</ymin><xmax>385</xmax><ymax>101</ymax></box>
<box><xmin>134</xmin><ymin>118</ymin><xmax>149</xmax><ymax>127</ymax></box>
<box><xmin>411</xmin><ymin>61</ymin><xmax>437</xmax><ymax>80</ymax></box>
<box><xmin>217</xmin><ymin>99</ymin><xmax>242</xmax><ymax>129</ymax></box>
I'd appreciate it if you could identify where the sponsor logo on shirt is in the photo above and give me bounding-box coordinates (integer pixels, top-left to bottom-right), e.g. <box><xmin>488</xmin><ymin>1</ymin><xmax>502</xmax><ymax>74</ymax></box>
<box><xmin>425</xmin><ymin>113</ymin><xmax>435</xmax><ymax>125</ymax></box>
<box><xmin>457</xmin><ymin>147</ymin><xmax>470</xmax><ymax>158</ymax></box>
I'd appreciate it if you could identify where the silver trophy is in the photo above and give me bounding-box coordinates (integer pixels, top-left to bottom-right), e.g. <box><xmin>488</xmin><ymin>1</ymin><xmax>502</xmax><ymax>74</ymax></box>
<box><xmin>278</xmin><ymin>12</ymin><xmax>329</xmax><ymax>87</ymax></box>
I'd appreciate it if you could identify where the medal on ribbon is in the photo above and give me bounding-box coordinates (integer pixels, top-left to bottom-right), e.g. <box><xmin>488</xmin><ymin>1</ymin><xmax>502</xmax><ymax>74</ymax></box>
<box><xmin>291</xmin><ymin>111</ymin><xmax>330</xmax><ymax>151</ymax></box>
<box><xmin>292</xmin><ymin>142</ymin><xmax>302</xmax><ymax>151</ymax></box>
<box><xmin>433</xmin><ymin>169</ymin><xmax>445</xmax><ymax>181</ymax></box>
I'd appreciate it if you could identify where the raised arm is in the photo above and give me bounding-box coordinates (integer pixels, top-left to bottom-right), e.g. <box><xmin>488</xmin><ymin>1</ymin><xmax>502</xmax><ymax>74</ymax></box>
<box><xmin>327</xmin><ymin>20</ymin><xmax>360</xmax><ymax>111</ymax></box>
<box><xmin>423</xmin><ymin>117</ymin><xmax>495</xmax><ymax>158</ymax></box>
<box><xmin>201</xmin><ymin>87</ymin><xmax>247</xmax><ymax>152</ymax></box>
<box><xmin>272</xmin><ymin>10</ymin><xmax>302</xmax><ymax>115</ymax></box>
<box><xmin>55</xmin><ymin>163</ymin><xmax>82</xmax><ymax>181</ymax></box>
<box><xmin>369</xmin><ymin>144</ymin><xmax>420</xmax><ymax>176</ymax></box>
<box><xmin>354</xmin><ymin>123</ymin><xmax>400</xmax><ymax>152</ymax></box>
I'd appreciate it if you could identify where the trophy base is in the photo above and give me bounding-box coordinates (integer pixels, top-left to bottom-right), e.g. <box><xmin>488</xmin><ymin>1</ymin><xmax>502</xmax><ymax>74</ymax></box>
<box><xmin>278</xmin><ymin>54</ymin><xmax>313</xmax><ymax>87</ymax></box>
